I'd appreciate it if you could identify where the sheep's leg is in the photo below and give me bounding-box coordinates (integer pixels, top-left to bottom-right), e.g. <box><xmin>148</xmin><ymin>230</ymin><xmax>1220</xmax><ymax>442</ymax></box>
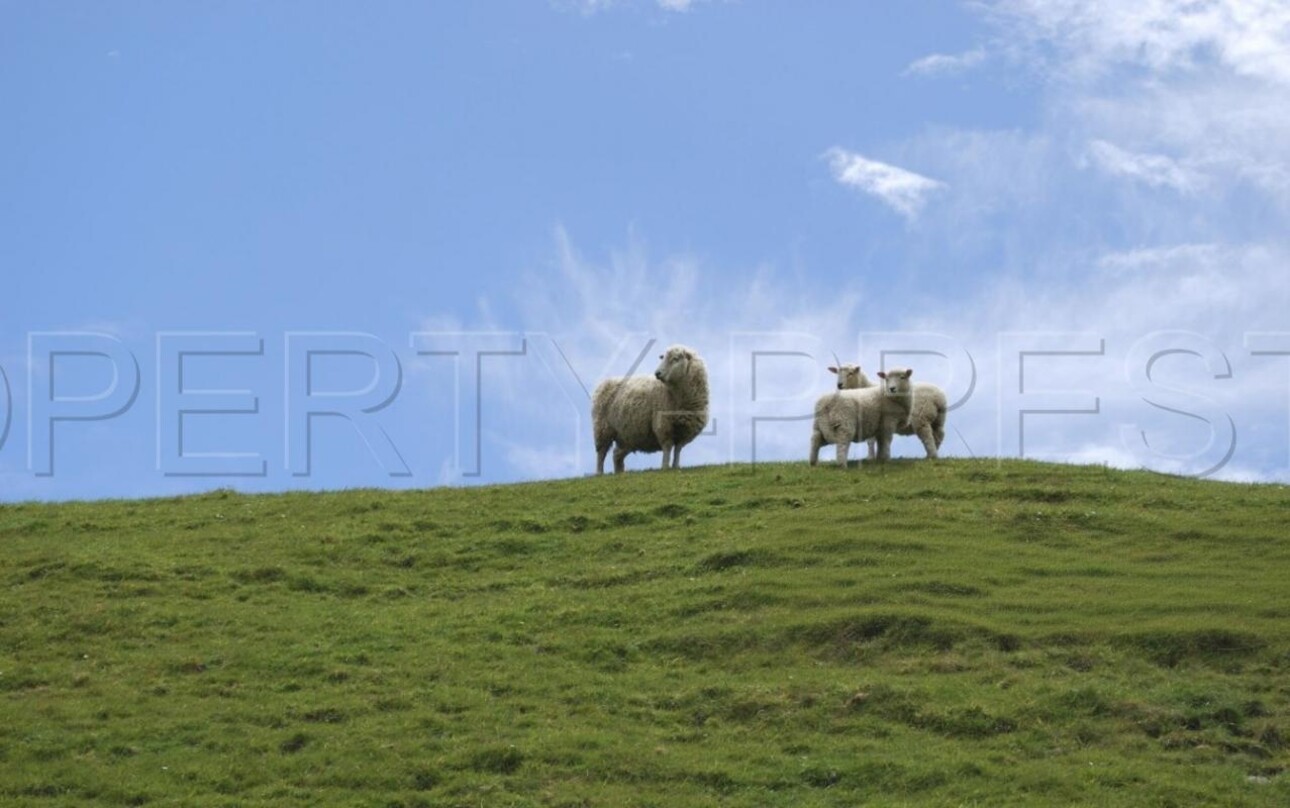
<box><xmin>876</xmin><ymin>425</ymin><xmax>893</xmax><ymax>462</ymax></box>
<box><xmin>659</xmin><ymin>444</ymin><xmax>673</xmax><ymax>471</ymax></box>
<box><xmin>596</xmin><ymin>443</ymin><xmax>610</xmax><ymax>475</ymax></box>
<box><xmin>613</xmin><ymin>446</ymin><xmax>629</xmax><ymax>474</ymax></box>
<box><xmin>933</xmin><ymin>423</ymin><xmax>946</xmax><ymax>450</ymax></box>
<box><xmin>866</xmin><ymin>438</ymin><xmax>877</xmax><ymax>460</ymax></box>
<box><xmin>835</xmin><ymin>441</ymin><xmax>849</xmax><ymax>468</ymax></box>
<box><xmin>809</xmin><ymin>430</ymin><xmax>823</xmax><ymax>466</ymax></box>
<box><xmin>671</xmin><ymin>445</ymin><xmax>682</xmax><ymax>469</ymax></box>
<box><xmin>916</xmin><ymin>423</ymin><xmax>938</xmax><ymax>459</ymax></box>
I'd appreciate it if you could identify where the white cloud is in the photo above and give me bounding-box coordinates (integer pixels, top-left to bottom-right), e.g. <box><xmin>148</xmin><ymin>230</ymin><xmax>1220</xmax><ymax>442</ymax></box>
<box><xmin>904</xmin><ymin>48</ymin><xmax>987</xmax><ymax>77</ymax></box>
<box><xmin>885</xmin><ymin>229</ymin><xmax>1289</xmax><ymax>481</ymax></box>
<box><xmin>891</xmin><ymin>2</ymin><xmax>1290</xmax><ymax>249</ymax></box>
<box><xmin>483</xmin><ymin>2</ymin><xmax>1290</xmax><ymax>484</ymax></box>
<box><xmin>988</xmin><ymin>0</ymin><xmax>1290</xmax><ymax>85</ymax></box>
<box><xmin>442</xmin><ymin>227</ymin><xmax>1290</xmax><ymax>484</ymax></box>
<box><xmin>825</xmin><ymin>147</ymin><xmax>946</xmax><ymax>219</ymax></box>
<box><xmin>980</xmin><ymin>0</ymin><xmax>1290</xmax><ymax>210</ymax></box>
<box><xmin>1095</xmin><ymin>243</ymin><xmax>1220</xmax><ymax>274</ymax></box>
<box><xmin>1071</xmin><ymin>81</ymin><xmax>1290</xmax><ymax>203</ymax></box>
<box><xmin>935</xmin><ymin>240</ymin><xmax>1286</xmax><ymax>345</ymax></box>
<box><xmin>1082</xmin><ymin>139</ymin><xmax>1206</xmax><ymax>192</ymax></box>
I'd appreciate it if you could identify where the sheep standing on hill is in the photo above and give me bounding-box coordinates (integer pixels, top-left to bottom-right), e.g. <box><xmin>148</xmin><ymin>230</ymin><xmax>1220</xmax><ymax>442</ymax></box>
<box><xmin>835</xmin><ymin>364</ymin><xmax>948</xmax><ymax>460</ymax></box>
<box><xmin>593</xmin><ymin>345</ymin><xmax>710</xmax><ymax>474</ymax></box>
<box><xmin>810</xmin><ymin>368</ymin><xmax>916</xmax><ymax>467</ymax></box>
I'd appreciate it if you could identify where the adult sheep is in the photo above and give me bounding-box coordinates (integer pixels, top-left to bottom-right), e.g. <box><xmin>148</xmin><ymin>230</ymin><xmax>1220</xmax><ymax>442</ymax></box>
<box><xmin>834</xmin><ymin>362</ymin><xmax>947</xmax><ymax>460</ymax></box>
<box><xmin>810</xmin><ymin>367</ymin><xmax>916</xmax><ymax>467</ymax></box>
<box><xmin>593</xmin><ymin>344</ymin><xmax>710</xmax><ymax>474</ymax></box>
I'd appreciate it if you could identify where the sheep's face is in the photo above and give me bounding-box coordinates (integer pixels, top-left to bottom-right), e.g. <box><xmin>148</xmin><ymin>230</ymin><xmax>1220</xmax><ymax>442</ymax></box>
<box><xmin>655</xmin><ymin>347</ymin><xmax>693</xmax><ymax>384</ymax></box>
<box><xmin>877</xmin><ymin>367</ymin><xmax>913</xmax><ymax>396</ymax></box>
<box><xmin>829</xmin><ymin>364</ymin><xmax>865</xmax><ymax>390</ymax></box>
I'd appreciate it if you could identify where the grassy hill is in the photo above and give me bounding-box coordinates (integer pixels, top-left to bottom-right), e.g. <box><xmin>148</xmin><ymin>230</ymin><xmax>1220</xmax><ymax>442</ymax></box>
<box><xmin>2</xmin><ymin>460</ymin><xmax>1288</xmax><ymax>806</ymax></box>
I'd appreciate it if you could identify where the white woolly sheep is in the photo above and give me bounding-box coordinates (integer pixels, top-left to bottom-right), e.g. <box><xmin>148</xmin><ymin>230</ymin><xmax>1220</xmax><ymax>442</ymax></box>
<box><xmin>592</xmin><ymin>344</ymin><xmax>710</xmax><ymax>474</ymax></box>
<box><xmin>810</xmin><ymin>367</ymin><xmax>916</xmax><ymax>467</ymax></box>
<box><xmin>836</xmin><ymin>364</ymin><xmax>948</xmax><ymax>460</ymax></box>
<box><xmin>828</xmin><ymin>362</ymin><xmax>871</xmax><ymax>391</ymax></box>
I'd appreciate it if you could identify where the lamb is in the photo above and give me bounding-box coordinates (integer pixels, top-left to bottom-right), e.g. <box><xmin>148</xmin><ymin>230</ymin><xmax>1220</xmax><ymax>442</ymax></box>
<box><xmin>834</xmin><ymin>363</ymin><xmax>947</xmax><ymax>459</ymax></box>
<box><xmin>592</xmin><ymin>344</ymin><xmax>710</xmax><ymax>474</ymax></box>
<box><xmin>810</xmin><ymin>367</ymin><xmax>916</xmax><ymax>467</ymax></box>
<box><xmin>828</xmin><ymin>362</ymin><xmax>871</xmax><ymax>391</ymax></box>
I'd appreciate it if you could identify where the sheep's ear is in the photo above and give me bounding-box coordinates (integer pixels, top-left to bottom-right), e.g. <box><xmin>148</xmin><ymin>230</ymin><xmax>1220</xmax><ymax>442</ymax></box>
<box><xmin>877</xmin><ymin>371</ymin><xmax>888</xmax><ymax>380</ymax></box>
<box><xmin>827</xmin><ymin>366</ymin><xmax>839</xmax><ymax>374</ymax></box>
<box><xmin>905</xmin><ymin>369</ymin><xmax>914</xmax><ymax>378</ymax></box>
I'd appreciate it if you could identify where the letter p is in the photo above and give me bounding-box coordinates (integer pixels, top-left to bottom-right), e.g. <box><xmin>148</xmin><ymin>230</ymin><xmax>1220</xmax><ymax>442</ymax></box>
<box><xmin>28</xmin><ymin>332</ymin><xmax>141</xmax><ymax>476</ymax></box>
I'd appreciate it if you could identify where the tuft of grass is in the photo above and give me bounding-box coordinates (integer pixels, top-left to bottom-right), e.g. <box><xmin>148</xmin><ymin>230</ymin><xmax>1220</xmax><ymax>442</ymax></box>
<box><xmin>1121</xmin><ymin>628</ymin><xmax>1268</xmax><ymax>668</ymax></box>
<box><xmin>1</xmin><ymin>459</ymin><xmax>1288</xmax><ymax>805</ymax></box>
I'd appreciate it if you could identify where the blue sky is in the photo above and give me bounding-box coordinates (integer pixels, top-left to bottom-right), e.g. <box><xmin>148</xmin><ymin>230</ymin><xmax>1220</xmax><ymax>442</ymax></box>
<box><xmin>3</xmin><ymin>0</ymin><xmax>1289</xmax><ymax>501</ymax></box>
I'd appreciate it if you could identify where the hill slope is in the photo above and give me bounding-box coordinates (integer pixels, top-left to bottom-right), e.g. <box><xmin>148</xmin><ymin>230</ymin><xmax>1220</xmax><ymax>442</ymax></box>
<box><xmin>2</xmin><ymin>460</ymin><xmax>1288</xmax><ymax>806</ymax></box>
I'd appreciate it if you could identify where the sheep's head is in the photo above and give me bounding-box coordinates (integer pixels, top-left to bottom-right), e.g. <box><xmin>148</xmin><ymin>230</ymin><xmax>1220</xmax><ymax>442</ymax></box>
<box><xmin>828</xmin><ymin>363</ymin><xmax>865</xmax><ymax>391</ymax></box>
<box><xmin>655</xmin><ymin>345</ymin><xmax>695</xmax><ymax>384</ymax></box>
<box><xmin>877</xmin><ymin>367</ymin><xmax>913</xmax><ymax>397</ymax></box>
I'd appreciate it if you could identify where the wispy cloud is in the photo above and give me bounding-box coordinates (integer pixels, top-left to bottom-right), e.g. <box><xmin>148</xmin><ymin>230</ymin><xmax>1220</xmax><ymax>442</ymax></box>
<box><xmin>902</xmin><ymin>236</ymin><xmax>1289</xmax><ymax>480</ymax></box>
<box><xmin>445</xmin><ymin>227</ymin><xmax>1290</xmax><ymax>483</ymax></box>
<box><xmin>1082</xmin><ymin>139</ymin><xmax>1206</xmax><ymax>192</ymax></box>
<box><xmin>825</xmin><ymin>147</ymin><xmax>946</xmax><ymax>220</ymax></box>
<box><xmin>889</xmin><ymin>1</ymin><xmax>1290</xmax><ymax>249</ymax></box>
<box><xmin>488</xmin><ymin>182</ymin><xmax>1274</xmax><ymax>486</ymax></box>
<box><xmin>903</xmin><ymin>47</ymin><xmax>987</xmax><ymax>77</ymax></box>
<box><xmin>989</xmin><ymin>0</ymin><xmax>1290</xmax><ymax>85</ymax></box>
<box><xmin>1074</xmin><ymin>82</ymin><xmax>1290</xmax><ymax>204</ymax></box>
<box><xmin>963</xmin><ymin>0</ymin><xmax>1290</xmax><ymax>225</ymax></box>
<box><xmin>1095</xmin><ymin>243</ymin><xmax>1220</xmax><ymax>274</ymax></box>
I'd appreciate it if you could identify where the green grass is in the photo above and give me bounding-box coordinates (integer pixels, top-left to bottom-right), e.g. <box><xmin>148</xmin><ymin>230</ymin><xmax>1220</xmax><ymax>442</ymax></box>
<box><xmin>2</xmin><ymin>459</ymin><xmax>1288</xmax><ymax>806</ymax></box>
